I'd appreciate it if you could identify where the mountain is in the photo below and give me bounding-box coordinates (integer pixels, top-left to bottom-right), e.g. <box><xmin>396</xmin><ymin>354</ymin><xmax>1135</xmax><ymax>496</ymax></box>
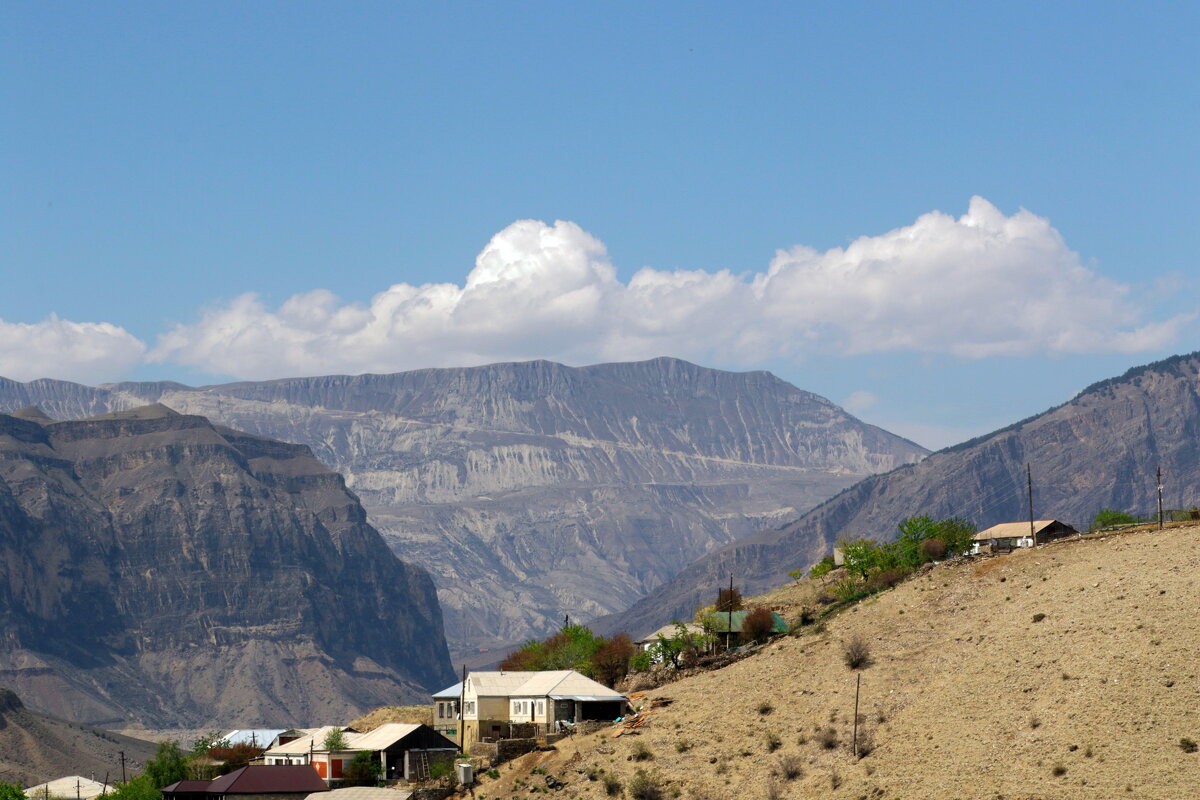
<box><xmin>0</xmin><ymin>405</ymin><xmax>453</xmax><ymax>728</ymax></box>
<box><xmin>597</xmin><ymin>351</ymin><xmax>1200</xmax><ymax>638</ymax></box>
<box><xmin>0</xmin><ymin>359</ymin><xmax>927</xmax><ymax>659</ymax></box>
<box><xmin>0</xmin><ymin>686</ymin><xmax>157</xmax><ymax>786</ymax></box>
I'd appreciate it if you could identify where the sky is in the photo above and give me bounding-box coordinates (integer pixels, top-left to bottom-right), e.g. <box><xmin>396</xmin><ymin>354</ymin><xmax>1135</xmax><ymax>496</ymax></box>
<box><xmin>2</xmin><ymin>2</ymin><xmax>1197</xmax><ymax>449</ymax></box>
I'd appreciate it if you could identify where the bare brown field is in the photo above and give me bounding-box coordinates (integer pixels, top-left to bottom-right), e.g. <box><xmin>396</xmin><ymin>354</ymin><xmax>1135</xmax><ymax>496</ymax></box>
<box><xmin>469</xmin><ymin>525</ymin><xmax>1200</xmax><ymax>800</ymax></box>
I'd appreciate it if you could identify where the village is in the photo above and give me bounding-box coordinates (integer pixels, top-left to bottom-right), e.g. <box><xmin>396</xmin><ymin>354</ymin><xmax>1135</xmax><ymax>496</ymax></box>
<box><xmin>18</xmin><ymin>514</ymin><xmax>1136</xmax><ymax>800</ymax></box>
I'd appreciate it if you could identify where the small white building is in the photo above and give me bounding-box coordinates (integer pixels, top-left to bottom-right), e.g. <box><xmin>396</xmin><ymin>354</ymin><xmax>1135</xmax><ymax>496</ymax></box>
<box><xmin>460</xmin><ymin>669</ymin><xmax>627</xmax><ymax>748</ymax></box>
<box><xmin>970</xmin><ymin>519</ymin><xmax>1078</xmax><ymax>554</ymax></box>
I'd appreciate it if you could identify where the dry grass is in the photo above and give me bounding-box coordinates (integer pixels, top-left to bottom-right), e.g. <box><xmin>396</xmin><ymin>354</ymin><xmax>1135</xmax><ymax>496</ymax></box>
<box><xmin>347</xmin><ymin>704</ymin><xmax>431</xmax><ymax>731</ymax></box>
<box><xmin>475</xmin><ymin>525</ymin><xmax>1200</xmax><ymax>800</ymax></box>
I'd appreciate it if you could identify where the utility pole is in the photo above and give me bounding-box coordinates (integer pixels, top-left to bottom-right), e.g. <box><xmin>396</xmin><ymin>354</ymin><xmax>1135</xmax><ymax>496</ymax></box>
<box><xmin>1027</xmin><ymin>463</ymin><xmax>1036</xmax><ymax>545</ymax></box>
<box><xmin>852</xmin><ymin>673</ymin><xmax>861</xmax><ymax>758</ymax></box>
<box><xmin>1157</xmin><ymin>466</ymin><xmax>1164</xmax><ymax>530</ymax></box>
<box><xmin>119</xmin><ymin>751</ymin><xmax>126</xmax><ymax>785</ymax></box>
<box><xmin>727</xmin><ymin>574</ymin><xmax>734</xmax><ymax>652</ymax></box>
<box><xmin>458</xmin><ymin>663</ymin><xmax>467</xmax><ymax>753</ymax></box>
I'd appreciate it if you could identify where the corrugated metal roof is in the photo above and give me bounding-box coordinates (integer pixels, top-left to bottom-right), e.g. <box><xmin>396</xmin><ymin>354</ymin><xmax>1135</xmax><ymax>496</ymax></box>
<box><xmin>306</xmin><ymin>788</ymin><xmax>411</xmax><ymax>800</ymax></box>
<box><xmin>547</xmin><ymin>694</ymin><xmax>624</xmax><ymax>702</ymax></box>
<box><xmin>206</xmin><ymin>765</ymin><xmax>327</xmax><ymax>795</ymax></box>
<box><xmin>223</xmin><ymin>729</ymin><xmax>288</xmax><ymax>747</ymax></box>
<box><xmin>466</xmin><ymin>671</ymin><xmax>541</xmax><ymax>695</ymax></box>
<box><xmin>265</xmin><ymin>726</ymin><xmax>344</xmax><ymax>755</ymax></box>
<box><xmin>637</xmin><ymin>622</ymin><xmax>705</xmax><ymax>644</ymax></box>
<box><xmin>346</xmin><ymin>723</ymin><xmax>423</xmax><ymax>750</ymax></box>
<box><xmin>25</xmin><ymin>777</ymin><xmax>109</xmax><ymax>799</ymax></box>
<box><xmin>432</xmin><ymin>681</ymin><xmax>462</xmax><ymax>699</ymax></box>
<box><xmin>972</xmin><ymin>520</ymin><xmax>1064</xmax><ymax>540</ymax></box>
<box><xmin>161</xmin><ymin>781</ymin><xmax>213</xmax><ymax>794</ymax></box>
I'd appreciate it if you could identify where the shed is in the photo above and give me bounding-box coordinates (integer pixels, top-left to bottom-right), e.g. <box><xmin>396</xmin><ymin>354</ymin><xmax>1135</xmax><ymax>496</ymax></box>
<box><xmin>346</xmin><ymin>723</ymin><xmax>457</xmax><ymax>781</ymax></box>
<box><xmin>971</xmin><ymin>520</ymin><xmax>1078</xmax><ymax>554</ymax></box>
<box><xmin>704</xmin><ymin>610</ymin><xmax>789</xmax><ymax>647</ymax></box>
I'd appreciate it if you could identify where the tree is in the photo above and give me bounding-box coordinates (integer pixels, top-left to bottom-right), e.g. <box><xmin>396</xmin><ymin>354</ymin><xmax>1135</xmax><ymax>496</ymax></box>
<box><xmin>715</xmin><ymin>586</ymin><xmax>743</xmax><ymax>613</ymax></box>
<box><xmin>1091</xmin><ymin>509</ymin><xmax>1137</xmax><ymax>531</ymax></box>
<box><xmin>107</xmin><ymin>775</ymin><xmax>160</xmax><ymax>800</ymax></box>
<box><xmin>593</xmin><ymin>633</ymin><xmax>636</xmax><ymax>687</ymax></box>
<box><xmin>838</xmin><ymin>538</ymin><xmax>880</xmax><ymax>580</ymax></box>
<box><xmin>652</xmin><ymin>622</ymin><xmax>705</xmax><ymax>669</ymax></box>
<box><xmin>342</xmin><ymin>752</ymin><xmax>381</xmax><ymax>787</ymax></box>
<box><xmin>741</xmin><ymin>607</ymin><xmax>775</xmax><ymax>643</ymax></box>
<box><xmin>0</xmin><ymin>783</ymin><xmax>26</xmax><ymax>800</ymax></box>
<box><xmin>145</xmin><ymin>742</ymin><xmax>189</xmax><ymax>790</ymax></box>
<box><xmin>323</xmin><ymin>729</ymin><xmax>349</xmax><ymax>750</ymax></box>
<box><xmin>808</xmin><ymin>556</ymin><xmax>836</xmax><ymax>579</ymax></box>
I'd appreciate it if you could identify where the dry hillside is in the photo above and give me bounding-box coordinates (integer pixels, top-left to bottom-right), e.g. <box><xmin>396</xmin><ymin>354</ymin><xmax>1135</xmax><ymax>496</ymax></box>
<box><xmin>467</xmin><ymin>525</ymin><xmax>1200</xmax><ymax>800</ymax></box>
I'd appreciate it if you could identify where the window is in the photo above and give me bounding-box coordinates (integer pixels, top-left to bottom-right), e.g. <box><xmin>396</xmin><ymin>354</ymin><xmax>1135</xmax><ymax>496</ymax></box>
<box><xmin>536</xmin><ymin>699</ymin><xmax>545</xmax><ymax>717</ymax></box>
<box><xmin>511</xmin><ymin>699</ymin><xmax>530</xmax><ymax>717</ymax></box>
<box><xmin>464</xmin><ymin>700</ymin><xmax>476</xmax><ymax>716</ymax></box>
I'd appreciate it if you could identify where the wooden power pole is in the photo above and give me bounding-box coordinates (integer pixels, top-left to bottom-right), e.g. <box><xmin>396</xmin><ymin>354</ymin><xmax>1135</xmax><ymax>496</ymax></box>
<box><xmin>1027</xmin><ymin>463</ymin><xmax>1036</xmax><ymax>545</ymax></box>
<box><xmin>1158</xmin><ymin>466</ymin><xmax>1164</xmax><ymax>530</ymax></box>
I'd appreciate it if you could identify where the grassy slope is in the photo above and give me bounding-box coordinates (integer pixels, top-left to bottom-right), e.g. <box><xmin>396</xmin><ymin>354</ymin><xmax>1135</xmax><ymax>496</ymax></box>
<box><xmin>469</xmin><ymin>524</ymin><xmax>1200</xmax><ymax>800</ymax></box>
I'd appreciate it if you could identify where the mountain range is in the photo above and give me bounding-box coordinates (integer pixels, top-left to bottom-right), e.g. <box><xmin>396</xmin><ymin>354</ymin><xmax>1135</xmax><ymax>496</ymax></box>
<box><xmin>0</xmin><ymin>358</ymin><xmax>927</xmax><ymax>660</ymax></box>
<box><xmin>0</xmin><ymin>404</ymin><xmax>452</xmax><ymax>728</ymax></box>
<box><xmin>596</xmin><ymin>351</ymin><xmax>1200</xmax><ymax>638</ymax></box>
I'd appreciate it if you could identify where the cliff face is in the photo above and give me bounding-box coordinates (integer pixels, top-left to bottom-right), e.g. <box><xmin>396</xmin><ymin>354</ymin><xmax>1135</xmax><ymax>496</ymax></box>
<box><xmin>0</xmin><ymin>405</ymin><xmax>453</xmax><ymax>728</ymax></box>
<box><xmin>597</xmin><ymin>352</ymin><xmax>1200</xmax><ymax>638</ymax></box>
<box><xmin>0</xmin><ymin>359</ymin><xmax>927</xmax><ymax>657</ymax></box>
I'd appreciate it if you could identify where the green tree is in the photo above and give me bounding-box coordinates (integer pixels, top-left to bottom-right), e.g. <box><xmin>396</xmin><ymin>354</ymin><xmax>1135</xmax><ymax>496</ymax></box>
<box><xmin>323</xmin><ymin>729</ymin><xmax>349</xmax><ymax>750</ymax></box>
<box><xmin>145</xmin><ymin>742</ymin><xmax>189</xmax><ymax>789</ymax></box>
<box><xmin>0</xmin><ymin>782</ymin><xmax>26</xmax><ymax>800</ymax></box>
<box><xmin>499</xmin><ymin>624</ymin><xmax>608</xmax><ymax>676</ymax></box>
<box><xmin>107</xmin><ymin>775</ymin><xmax>160</xmax><ymax>800</ymax></box>
<box><xmin>838</xmin><ymin>538</ymin><xmax>880</xmax><ymax>580</ymax></box>
<box><xmin>808</xmin><ymin>556</ymin><xmax>835</xmax><ymax>579</ymax></box>
<box><xmin>342</xmin><ymin>752</ymin><xmax>381</xmax><ymax>787</ymax></box>
<box><xmin>652</xmin><ymin>622</ymin><xmax>706</xmax><ymax>669</ymax></box>
<box><xmin>1091</xmin><ymin>509</ymin><xmax>1137</xmax><ymax>531</ymax></box>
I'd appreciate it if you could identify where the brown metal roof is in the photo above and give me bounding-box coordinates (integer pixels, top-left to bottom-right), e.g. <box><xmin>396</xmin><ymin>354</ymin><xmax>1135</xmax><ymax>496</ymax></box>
<box><xmin>207</xmin><ymin>765</ymin><xmax>327</xmax><ymax>795</ymax></box>
<box><xmin>161</xmin><ymin>781</ymin><xmax>213</xmax><ymax>794</ymax></box>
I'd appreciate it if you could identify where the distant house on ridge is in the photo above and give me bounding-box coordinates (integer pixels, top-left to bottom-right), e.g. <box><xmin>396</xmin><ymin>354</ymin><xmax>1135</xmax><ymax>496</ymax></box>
<box><xmin>970</xmin><ymin>519</ymin><xmax>1078</xmax><ymax>554</ymax></box>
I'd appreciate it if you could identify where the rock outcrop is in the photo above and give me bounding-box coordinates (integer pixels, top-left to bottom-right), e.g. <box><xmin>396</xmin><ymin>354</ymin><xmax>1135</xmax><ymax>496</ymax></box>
<box><xmin>0</xmin><ymin>359</ymin><xmax>927</xmax><ymax>658</ymax></box>
<box><xmin>597</xmin><ymin>351</ymin><xmax>1200</xmax><ymax>637</ymax></box>
<box><xmin>0</xmin><ymin>405</ymin><xmax>453</xmax><ymax>728</ymax></box>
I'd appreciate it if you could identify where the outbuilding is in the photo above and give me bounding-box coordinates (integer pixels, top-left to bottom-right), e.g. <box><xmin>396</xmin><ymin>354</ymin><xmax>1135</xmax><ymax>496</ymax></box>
<box><xmin>970</xmin><ymin>520</ymin><xmax>1078</xmax><ymax>554</ymax></box>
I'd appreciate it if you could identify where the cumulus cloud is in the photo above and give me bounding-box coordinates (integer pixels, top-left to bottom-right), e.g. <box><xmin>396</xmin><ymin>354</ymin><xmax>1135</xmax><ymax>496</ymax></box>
<box><xmin>842</xmin><ymin>391</ymin><xmax>880</xmax><ymax>414</ymax></box>
<box><xmin>0</xmin><ymin>315</ymin><xmax>146</xmax><ymax>384</ymax></box>
<box><xmin>149</xmin><ymin>198</ymin><xmax>1189</xmax><ymax>380</ymax></box>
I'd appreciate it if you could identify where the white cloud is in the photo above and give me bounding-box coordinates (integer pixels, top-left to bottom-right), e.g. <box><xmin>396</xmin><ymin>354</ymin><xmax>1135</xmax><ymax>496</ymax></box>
<box><xmin>149</xmin><ymin>198</ymin><xmax>1190</xmax><ymax>380</ymax></box>
<box><xmin>843</xmin><ymin>391</ymin><xmax>879</xmax><ymax>414</ymax></box>
<box><xmin>0</xmin><ymin>315</ymin><xmax>146</xmax><ymax>384</ymax></box>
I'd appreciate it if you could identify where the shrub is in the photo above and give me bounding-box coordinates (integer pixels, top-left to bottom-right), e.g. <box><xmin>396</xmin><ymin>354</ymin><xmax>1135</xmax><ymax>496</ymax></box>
<box><xmin>818</xmin><ymin>727</ymin><xmax>839</xmax><ymax>750</ymax></box>
<box><xmin>815</xmin><ymin>589</ymin><xmax>838</xmax><ymax>606</ymax></box>
<box><xmin>765</xmin><ymin>776</ymin><xmax>781</xmax><ymax>800</ymax></box>
<box><xmin>920</xmin><ymin>538</ymin><xmax>947</xmax><ymax>560</ymax></box>
<box><xmin>627</xmin><ymin>769</ymin><xmax>664</xmax><ymax>800</ymax></box>
<box><xmin>594</xmin><ymin>633</ymin><xmax>637</xmax><ymax>686</ymax></box>
<box><xmin>809</xmin><ymin>556</ymin><xmax>836</xmax><ymax>579</ymax></box>
<box><xmin>630</xmin><ymin>651</ymin><xmax>652</xmax><ymax>672</ymax></box>
<box><xmin>832</xmin><ymin>577</ymin><xmax>865</xmax><ymax>603</ymax></box>
<box><xmin>341</xmin><ymin>751</ymin><xmax>382</xmax><ymax>786</ymax></box>
<box><xmin>757</xmin><ymin>701</ymin><xmax>773</xmax><ymax>715</ymax></box>
<box><xmin>716</xmin><ymin>586</ymin><xmax>744</xmax><ymax>613</ymax></box>
<box><xmin>1051</xmin><ymin>763</ymin><xmax>1067</xmax><ymax>777</ymax></box>
<box><xmin>777</xmin><ymin>755</ymin><xmax>803</xmax><ymax>780</ymax></box>
<box><xmin>631</xmin><ymin>741</ymin><xmax>654</xmax><ymax>761</ymax></box>
<box><xmin>1180</xmin><ymin>738</ymin><xmax>1198</xmax><ymax>754</ymax></box>
<box><xmin>1090</xmin><ymin>509</ymin><xmax>1138</xmax><ymax>531</ymax></box>
<box><xmin>603</xmin><ymin>773</ymin><xmax>622</xmax><ymax>796</ymax></box>
<box><xmin>486</xmin><ymin>769</ymin><xmax>500</xmax><ymax>780</ymax></box>
<box><xmin>675</xmin><ymin>739</ymin><xmax>693</xmax><ymax>753</ymax></box>
<box><xmin>794</xmin><ymin>606</ymin><xmax>817</xmax><ymax>627</ymax></box>
<box><xmin>765</xmin><ymin>732</ymin><xmax>781</xmax><ymax>752</ymax></box>
<box><xmin>866</xmin><ymin>567</ymin><xmax>907</xmax><ymax>592</ymax></box>
<box><xmin>842</xmin><ymin>636</ymin><xmax>871</xmax><ymax>669</ymax></box>
<box><xmin>742</xmin><ymin>606</ymin><xmax>776</xmax><ymax>643</ymax></box>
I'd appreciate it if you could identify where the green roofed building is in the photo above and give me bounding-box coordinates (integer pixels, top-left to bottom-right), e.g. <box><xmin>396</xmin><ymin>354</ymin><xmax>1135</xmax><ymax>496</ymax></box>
<box><xmin>704</xmin><ymin>610</ymin><xmax>788</xmax><ymax>648</ymax></box>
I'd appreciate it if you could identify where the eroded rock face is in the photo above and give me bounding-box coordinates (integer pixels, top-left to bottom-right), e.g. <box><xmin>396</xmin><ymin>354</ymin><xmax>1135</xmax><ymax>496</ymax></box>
<box><xmin>0</xmin><ymin>359</ymin><xmax>927</xmax><ymax>657</ymax></box>
<box><xmin>0</xmin><ymin>406</ymin><xmax>453</xmax><ymax>728</ymax></box>
<box><xmin>597</xmin><ymin>352</ymin><xmax>1200</xmax><ymax>639</ymax></box>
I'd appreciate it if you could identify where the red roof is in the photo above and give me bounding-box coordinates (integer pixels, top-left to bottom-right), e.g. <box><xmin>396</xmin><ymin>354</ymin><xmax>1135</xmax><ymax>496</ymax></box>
<box><xmin>206</xmin><ymin>765</ymin><xmax>327</xmax><ymax>795</ymax></box>
<box><xmin>162</xmin><ymin>781</ymin><xmax>213</xmax><ymax>794</ymax></box>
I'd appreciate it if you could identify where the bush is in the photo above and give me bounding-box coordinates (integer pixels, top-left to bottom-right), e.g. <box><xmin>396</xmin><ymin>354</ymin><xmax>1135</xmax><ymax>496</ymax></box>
<box><xmin>920</xmin><ymin>538</ymin><xmax>947</xmax><ymax>560</ymax></box>
<box><xmin>716</xmin><ymin>587</ymin><xmax>744</xmax><ymax>613</ymax></box>
<box><xmin>842</xmin><ymin>636</ymin><xmax>871</xmax><ymax>669</ymax></box>
<box><xmin>627</xmin><ymin>769</ymin><xmax>664</xmax><ymax>800</ymax></box>
<box><xmin>0</xmin><ymin>785</ymin><xmax>25</xmax><ymax>800</ymax></box>
<box><xmin>809</xmin><ymin>556</ymin><xmax>836</xmax><ymax>579</ymax></box>
<box><xmin>742</xmin><ymin>606</ymin><xmax>776</xmax><ymax>643</ymax></box>
<box><xmin>818</xmin><ymin>727</ymin><xmax>839</xmax><ymax>750</ymax></box>
<box><xmin>866</xmin><ymin>567</ymin><xmax>907</xmax><ymax>592</ymax></box>
<box><xmin>342</xmin><ymin>752</ymin><xmax>381</xmax><ymax>786</ymax></box>
<box><xmin>777</xmin><ymin>755</ymin><xmax>803</xmax><ymax>780</ymax></box>
<box><xmin>603</xmin><ymin>773</ymin><xmax>622</xmax><ymax>796</ymax></box>
<box><xmin>1051</xmin><ymin>763</ymin><xmax>1067</xmax><ymax>777</ymax></box>
<box><xmin>1090</xmin><ymin>509</ymin><xmax>1138</xmax><ymax>531</ymax></box>
<box><xmin>765</xmin><ymin>732</ymin><xmax>781</xmax><ymax>752</ymax></box>
<box><xmin>1180</xmin><ymin>738</ymin><xmax>1198</xmax><ymax>753</ymax></box>
<box><xmin>630</xmin><ymin>651</ymin><xmax>652</xmax><ymax>672</ymax></box>
<box><xmin>631</xmin><ymin>740</ymin><xmax>654</xmax><ymax>761</ymax></box>
<box><xmin>833</xmin><ymin>577</ymin><xmax>865</xmax><ymax>603</ymax></box>
<box><xmin>757</xmin><ymin>701</ymin><xmax>773</xmax><ymax>715</ymax></box>
<box><xmin>675</xmin><ymin>739</ymin><xmax>693</xmax><ymax>753</ymax></box>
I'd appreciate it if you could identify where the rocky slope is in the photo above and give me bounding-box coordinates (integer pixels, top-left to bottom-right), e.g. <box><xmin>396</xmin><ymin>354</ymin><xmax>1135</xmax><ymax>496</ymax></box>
<box><xmin>598</xmin><ymin>351</ymin><xmax>1200</xmax><ymax>637</ymax></box>
<box><xmin>0</xmin><ymin>686</ymin><xmax>157</xmax><ymax>786</ymax></box>
<box><xmin>0</xmin><ymin>405</ymin><xmax>453</xmax><ymax>728</ymax></box>
<box><xmin>0</xmin><ymin>359</ymin><xmax>926</xmax><ymax>657</ymax></box>
<box><xmin>483</xmin><ymin>524</ymin><xmax>1200</xmax><ymax>800</ymax></box>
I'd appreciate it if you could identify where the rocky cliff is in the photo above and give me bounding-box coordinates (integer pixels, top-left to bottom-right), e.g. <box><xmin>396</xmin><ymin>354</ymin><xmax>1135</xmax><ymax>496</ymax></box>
<box><xmin>0</xmin><ymin>405</ymin><xmax>453</xmax><ymax>728</ymax></box>
<box><xmin>597</xmin><ymin>351</ymin><xmax>1200</xmax><ymax>638</ymax></box>
<box><xmin>0</xmin><ymin>359</ymin><xmax>927</xmax><ymax>658</ymax></box>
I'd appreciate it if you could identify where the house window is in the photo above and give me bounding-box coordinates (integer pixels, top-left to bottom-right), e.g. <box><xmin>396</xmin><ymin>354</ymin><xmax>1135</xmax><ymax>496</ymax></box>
<box><xmin>464</xmin><ymin>700</ymin><xmax>476</xmax><ymax>716</ymax></box>
<box><xmin>511</xmin><ymin>699</ymin><xmax>530</xmax><ymax>717</ymax></box>
<box><xmin>535</xmin><ymin>699</ymin><xmax>545</xmax><ymax>717</ymax></box>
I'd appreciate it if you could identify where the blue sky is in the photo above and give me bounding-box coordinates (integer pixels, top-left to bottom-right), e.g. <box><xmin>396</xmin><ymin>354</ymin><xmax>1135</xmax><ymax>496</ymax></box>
<box><xmin>2</xmin><ymin>2</ymin><xmax>1197</xmax><ymax>448</ymax></box>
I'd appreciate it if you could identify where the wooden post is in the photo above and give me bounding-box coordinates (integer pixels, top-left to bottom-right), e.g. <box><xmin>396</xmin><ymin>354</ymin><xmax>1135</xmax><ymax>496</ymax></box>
<box><xmin>1027</xmin><ymin>463</ymin><xmax>1036</xmax><ymax>545</ymax></box>
<box><xmin>119</xmin><ymin>752</ymin><xmax>126</xmax><ymax>785</ymax></box>
<box><xmin>1157</xmin><ymin>466</ymin><xmax>1164</xmax><ymax>530</ymax></box>
<box><xmin>852</xmin><ymin>673</ymin><xmax>861</xmax><ymax>758</ymax></box>
<box><xmin>458</xmin><ymin>663</ymin><xmax>467</xmax><ymax>753</ymax></box>
<box><xmin>727</xmin><ymin>574</ymin><xmax>734</xmax><ymax>652</ymax></box>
